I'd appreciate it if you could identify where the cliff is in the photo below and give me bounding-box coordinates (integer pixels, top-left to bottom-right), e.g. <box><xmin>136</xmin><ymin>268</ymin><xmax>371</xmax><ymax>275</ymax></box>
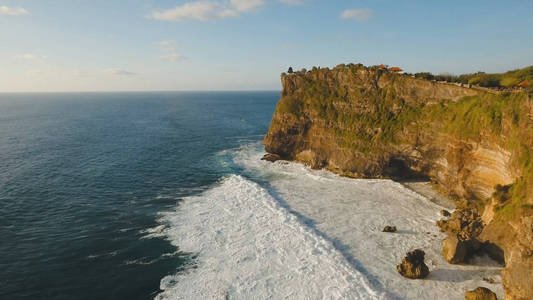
<box><xmin>264</xmin><ymin>64</ymin><xmax>533</xmax><ymax>299</ymax></box>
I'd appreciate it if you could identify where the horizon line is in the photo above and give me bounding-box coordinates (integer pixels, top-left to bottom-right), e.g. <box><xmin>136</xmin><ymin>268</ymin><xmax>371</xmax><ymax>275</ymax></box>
<box><xmin>0</xmin><ymin>89</ymin><xmax>282</xmax><ymax>94</ymax></box>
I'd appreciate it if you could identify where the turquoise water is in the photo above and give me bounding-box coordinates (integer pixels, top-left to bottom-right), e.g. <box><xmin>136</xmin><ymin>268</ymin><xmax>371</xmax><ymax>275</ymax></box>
<box><xmin>0</xmin><ymin>91</ymin><xmax>278</xmax><ymax>299</ymax></box>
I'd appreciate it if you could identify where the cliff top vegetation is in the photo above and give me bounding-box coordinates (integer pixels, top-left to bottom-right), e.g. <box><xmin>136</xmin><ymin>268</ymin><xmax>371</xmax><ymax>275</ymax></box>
<box><xmin>276</xmin><ymin>63</ymin><xmax>533</xmax><ymax>220</ymax></box>
<box><xmin>282</xmin><ymin>63</ymin><xmax>533</xmax><ymax>92</ymax></box>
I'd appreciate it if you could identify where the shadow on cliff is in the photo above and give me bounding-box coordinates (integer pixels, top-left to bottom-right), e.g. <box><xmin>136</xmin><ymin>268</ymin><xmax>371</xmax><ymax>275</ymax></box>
<box><xmin>261</xmin><ymin>182</ymin><xmax>404</xmax><ymax>300</ymax></box>
<box><xmin>384</xmin><ymin>158</ymin><xmax>430</xmax><ymax>182</ymax></box>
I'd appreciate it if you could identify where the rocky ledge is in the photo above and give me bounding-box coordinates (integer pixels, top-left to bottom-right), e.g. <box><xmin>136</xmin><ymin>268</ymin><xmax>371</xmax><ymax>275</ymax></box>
<box><xmin>263</xmin><ymin>63</ymin><xmax>533</xmax><ymax>299</ymax></box>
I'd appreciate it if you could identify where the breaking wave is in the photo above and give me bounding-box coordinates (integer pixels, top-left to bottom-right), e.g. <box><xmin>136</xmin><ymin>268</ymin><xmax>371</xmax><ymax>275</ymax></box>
<box><xmin>155</xmin><ymin>174</ymin><xmax>384</xmax><ymax>300</ymax></box>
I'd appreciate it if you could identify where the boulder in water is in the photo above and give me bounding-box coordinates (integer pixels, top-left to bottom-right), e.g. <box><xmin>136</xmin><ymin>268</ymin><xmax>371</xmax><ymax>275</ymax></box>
<box><xmin>397</xmin><ymin>249</ymin><xmax>430</xmax><ymax>279</ymax></box>
<box><xmin>261</xmin><ymin>153</ymin><xmax>281</xmax><ymax>162</ymax></box>
<box><xmin>464</xmin><ymin>287</ymin><xmax>498</xmax><ymax>300</ymax></box>
<box><xmin>383</xmin><ymin>225</ymin><xmax>397</xmax><ymax>233</ymax></box>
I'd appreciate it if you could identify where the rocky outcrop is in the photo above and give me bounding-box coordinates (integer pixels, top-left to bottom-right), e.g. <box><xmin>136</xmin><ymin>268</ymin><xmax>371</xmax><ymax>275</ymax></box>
<box><xmin>490</xmin><ymin>215</ymin><xmax>533</xmax><ymax>300</ymax></box>
<box><xmin>264</xmin><ymin>64</ymin><xmax>533</xmax><ymax>299</ymax></box>
<box><xmin>441</xmin><ymin>209</ymin><xmax>451</xmax><ymax>217</ymax></box>
<box><xmin>465</xmin><ymin>287</ymin><xmax>498</xmax><ymax>300</ymax></box>
<box><xmin>396</xmin><ymin>249</ymin><xmax>430</xmax><ymax>279</ymax></box>
<box><xmin>438</xmin><ymin>208</ymin><xmax>484</xmax><ymax>263</ymax></box>
<box><xmin>261</xmin><ymin>153</ymin><xmax>281</xmax><ymax>162</ymax></box>
<box><xmin>443</xmin><ymin>235</ymin><xmax>471</xmax><ymax>263</ymax></box>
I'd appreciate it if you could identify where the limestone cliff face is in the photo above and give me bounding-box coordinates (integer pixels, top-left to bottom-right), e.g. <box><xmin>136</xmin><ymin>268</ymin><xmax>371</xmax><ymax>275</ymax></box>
<box><xmin>264</xmin><ymin>64</ymin><xmax>533</xmax><ymax>299</ymax></box>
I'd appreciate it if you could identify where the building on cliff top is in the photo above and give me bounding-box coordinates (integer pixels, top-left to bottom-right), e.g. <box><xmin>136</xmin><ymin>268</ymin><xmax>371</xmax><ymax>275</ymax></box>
<box><xmin>517</xmin><ymin>80</ymin><xmax>530</xmax><ymax>88</ymax></box>
<box><xmin>389</xmin><ymin>67</ymin><xmax>403</xmax><ymax>73</ymax></box>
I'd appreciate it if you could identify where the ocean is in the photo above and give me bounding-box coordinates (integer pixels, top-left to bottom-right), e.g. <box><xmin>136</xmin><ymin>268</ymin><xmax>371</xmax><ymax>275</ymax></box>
<box><xmin>0</xmin><ymin>92</ymin><xmax>503</xmax><ymax>300</ymax></box>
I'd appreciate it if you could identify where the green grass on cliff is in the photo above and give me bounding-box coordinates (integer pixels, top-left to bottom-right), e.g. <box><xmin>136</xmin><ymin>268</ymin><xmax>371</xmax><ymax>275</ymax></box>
<box><xmin>421</xmin><ymin>92</ymin><xmax>533</xmax><ymax>218</ymax></box>
<box><xmin>429</xmin><ymin>92</ymin><xmax>533</xmax><ymax>218</ymax></box>
<box><xmin>278</xmin><ymin>67</ymin><xmax>428</xmax><ymax>153</ymax></box>
<box><xmin>438</xmin><ymin>92</ymin><xmax>523</xmax><ymax>138</ymax></box>
<box><xmin>277</xmin><ymin>94</ymin><xmax>303</xmax><ymax>115</ymax></box>
<box><xmin>412</xmin><ymin>65</ymin><xmax>533</xmax><ymax>89</ymax></box>
<box><xmin>278</xmin><ymin>70</ymin><xmax>533</xmax><ymax>217</ymax></box>
<box><xmin>460</xmin><ymin>66</ymin><xmax>533</xmax><ymax>88</ymax></box>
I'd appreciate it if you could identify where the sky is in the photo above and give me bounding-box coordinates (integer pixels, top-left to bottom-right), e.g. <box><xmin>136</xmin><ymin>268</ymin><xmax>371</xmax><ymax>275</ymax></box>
<box><xmin>1</xmin><ymin>0</ymin><xmax>532</xmax><ymax>92</ymax></box>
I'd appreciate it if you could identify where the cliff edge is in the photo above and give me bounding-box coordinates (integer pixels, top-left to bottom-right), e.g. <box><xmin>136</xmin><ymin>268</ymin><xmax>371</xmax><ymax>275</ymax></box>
<box><xmin>264</xmin><ymin>63</ymin><xmax>533</xmax><ymax>299</ymax></box>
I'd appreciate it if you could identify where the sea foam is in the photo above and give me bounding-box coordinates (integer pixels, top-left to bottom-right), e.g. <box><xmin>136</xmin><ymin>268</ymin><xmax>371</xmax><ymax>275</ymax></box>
<box><xmin>156</xmin><ymin>174</ymin><xmax>384</xmax><ymax>300</ymax></box>
<box><xmin>232</xmin><ymin>143</ymin><xmax>504</xmax><ymax>300</ymax></box>
<box><xmin>156</xmin><ymin>143</ymin><xmax>504</xmax><ymax>300</ymax></box>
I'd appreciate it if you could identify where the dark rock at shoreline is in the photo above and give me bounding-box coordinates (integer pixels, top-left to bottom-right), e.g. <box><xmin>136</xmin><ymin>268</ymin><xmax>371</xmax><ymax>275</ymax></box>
<box><xmin>397</xmin><ymin>249</ymin><xmax>430</xmax><ymax>279</ymax></box>
<box><xmin>464</xmin><ymin>287</ymin><xmax>498</xmax><ymax>300</ymax></box>
<box><xmin>443</xmin><ymin>235</ymin><xmax>469</xmax><ymax>264</ymax></box>
<box><xmin>261</xmin><ymin>153</ymin><xmax>281</xmax><ymax>162</ymax></box>
<box><xmin>383</xmin><ymin>225</ymin><xmax>397</xmax><ymax>232</ymax></box>
<box><xmin>437</xmin><ymin>208</ymin><xmax>483</xmax><ymax>240</ymax></box>
<box><xmin>483</xmin><ymin>277</ymin><xmax>496</xmax><ymax>284</ymax></box>
<box><xmin>438</xmin><ymin>208</ymin><xmax>484</xmax><ymax>264</ymax></box>
<box><xmin>440</xmin><ymin>209</ymin><xmax>451</xmax><ymax>217</ymax></box>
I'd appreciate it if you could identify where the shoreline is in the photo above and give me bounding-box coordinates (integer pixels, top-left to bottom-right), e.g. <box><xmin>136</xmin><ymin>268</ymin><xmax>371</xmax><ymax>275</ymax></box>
<box><xmin>253</xmin><ymin>149</ymin><xmax>505</xmax><ymax>299</ymax></box>
<box><xmin>399</xmin><ymin>181</ymin><xmax>456</xmax><ymax>210</ymax></box>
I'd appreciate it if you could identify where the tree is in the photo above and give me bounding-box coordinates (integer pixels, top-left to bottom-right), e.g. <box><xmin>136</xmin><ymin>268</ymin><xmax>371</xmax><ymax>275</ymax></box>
<box><xmin>288</xmin><ymin>67</ymin><xmax>294</xmax><ymax>74</ymax></box>
<box><xmin>468</xmin><ymin>74</ymin><xmax>500</xmax><ymax>87</ymax></box>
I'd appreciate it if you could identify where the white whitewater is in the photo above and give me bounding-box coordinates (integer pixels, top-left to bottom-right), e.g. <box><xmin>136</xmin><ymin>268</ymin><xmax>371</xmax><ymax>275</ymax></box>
<box><xmin>156</xmin><ymin>143</ymin><xmax>504</xmax><ymax>299</ymax></box>
<box><xmin>156</xmin><ymin>174</ymin><xmax>383</xmax><ymax>299</ymax></box>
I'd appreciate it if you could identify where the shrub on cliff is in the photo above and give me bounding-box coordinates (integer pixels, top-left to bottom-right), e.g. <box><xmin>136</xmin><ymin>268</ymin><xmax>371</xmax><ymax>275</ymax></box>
<box><xmin>457</xmin><ymin>66</ymin><xmax>533</xmax><ymax>88</ymax></box>
<box><xmin>277</xmin><ymin>95</ymin><xmax>302</xmax><ymax>115</ymax></box>
<box><xmin>434</xmin><ymin>73</ymin><xmax>459</xmax><ymax>82</ymax></box>
<box><xmin>412</xmin><ymin>66</ymin><xmax>533</xmax><ymax>88</ymax></box>
<box><xmin>468</xmin><ymin>74</ymin><xmax>500</xmax><ymax>87</ymax></box>
<box><xmin>415</xmin><ymin>72</ymin><xmax>434</xmax><ymax>80</ymax></box>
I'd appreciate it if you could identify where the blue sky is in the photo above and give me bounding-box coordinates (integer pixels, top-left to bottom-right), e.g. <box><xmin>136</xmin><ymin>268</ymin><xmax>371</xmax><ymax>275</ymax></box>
<box><xmin>1</xmin><ymin>0</ymin><xmax>532</xmax><ymax>92</ymax></box>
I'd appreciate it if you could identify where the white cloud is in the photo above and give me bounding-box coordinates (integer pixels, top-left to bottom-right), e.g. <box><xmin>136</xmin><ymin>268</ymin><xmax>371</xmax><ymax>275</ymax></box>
<box><xmin>159</xmin><ymin>40</ymin><xmax>185</xmax><ymax>62</ymax></box>
<box><xmin>14</xmin><ymin>53</ymin><xmax>47</xmax><ymax>60</ymax></box>
<box><xmin>151</xmin><ymin>0</ymin><xmax>264</xmax><ymax>22</ymax></box>
<box><xmin>278</xmin><ymin>0</ymin><xmax>305</xmax><ymax>6</ymax></box>
<box><xmin>0</xmin><ymin>6</ymin><xmax>29</xmax><ymax>16</ymax></box>
<box><xmin>340</xmin><ymin>9</ymin><xmax>374</xmax><ymax>22</ymax></box>
<box><xmin>229</xmin><ymin>0</ymin><xmax>264</xmax><ymax>12</ymax></box>
<box><xmin>104</xmin><ymin>68</ymin><xmax>137</xmax><ymax>76</ymax></box>
<box><xmin>152</xmin><ymin>2</ymin><xmax>220</xmax><ymax>21</ymax></box>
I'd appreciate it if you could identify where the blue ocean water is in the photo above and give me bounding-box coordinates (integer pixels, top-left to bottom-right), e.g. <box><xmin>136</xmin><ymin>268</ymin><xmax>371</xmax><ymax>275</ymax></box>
<box><xmin>0</xmin><ymin>92</ymin><xmax>278</xmax><ymax>299</ymax></box>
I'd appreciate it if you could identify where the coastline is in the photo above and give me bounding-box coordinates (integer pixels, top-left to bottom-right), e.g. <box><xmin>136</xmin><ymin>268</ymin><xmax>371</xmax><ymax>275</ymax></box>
<box><xmin>263</xmin><ymin>64</ymin><xmax>533</xmax><ymax>298</ymax></box>
<box><xmin>156</xmin><ymin>142</ymin><xmax>505</xmax><ymax>299</ymax></box>
<box><xmin>251</xmin><ymin>146</ymin><xmax>505</xmax><ymax>299</ymax></box>
<box><xmin>400</xmin><ymin>181</ymin><xmax>456</xmax><ymax>210</ymax></box>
